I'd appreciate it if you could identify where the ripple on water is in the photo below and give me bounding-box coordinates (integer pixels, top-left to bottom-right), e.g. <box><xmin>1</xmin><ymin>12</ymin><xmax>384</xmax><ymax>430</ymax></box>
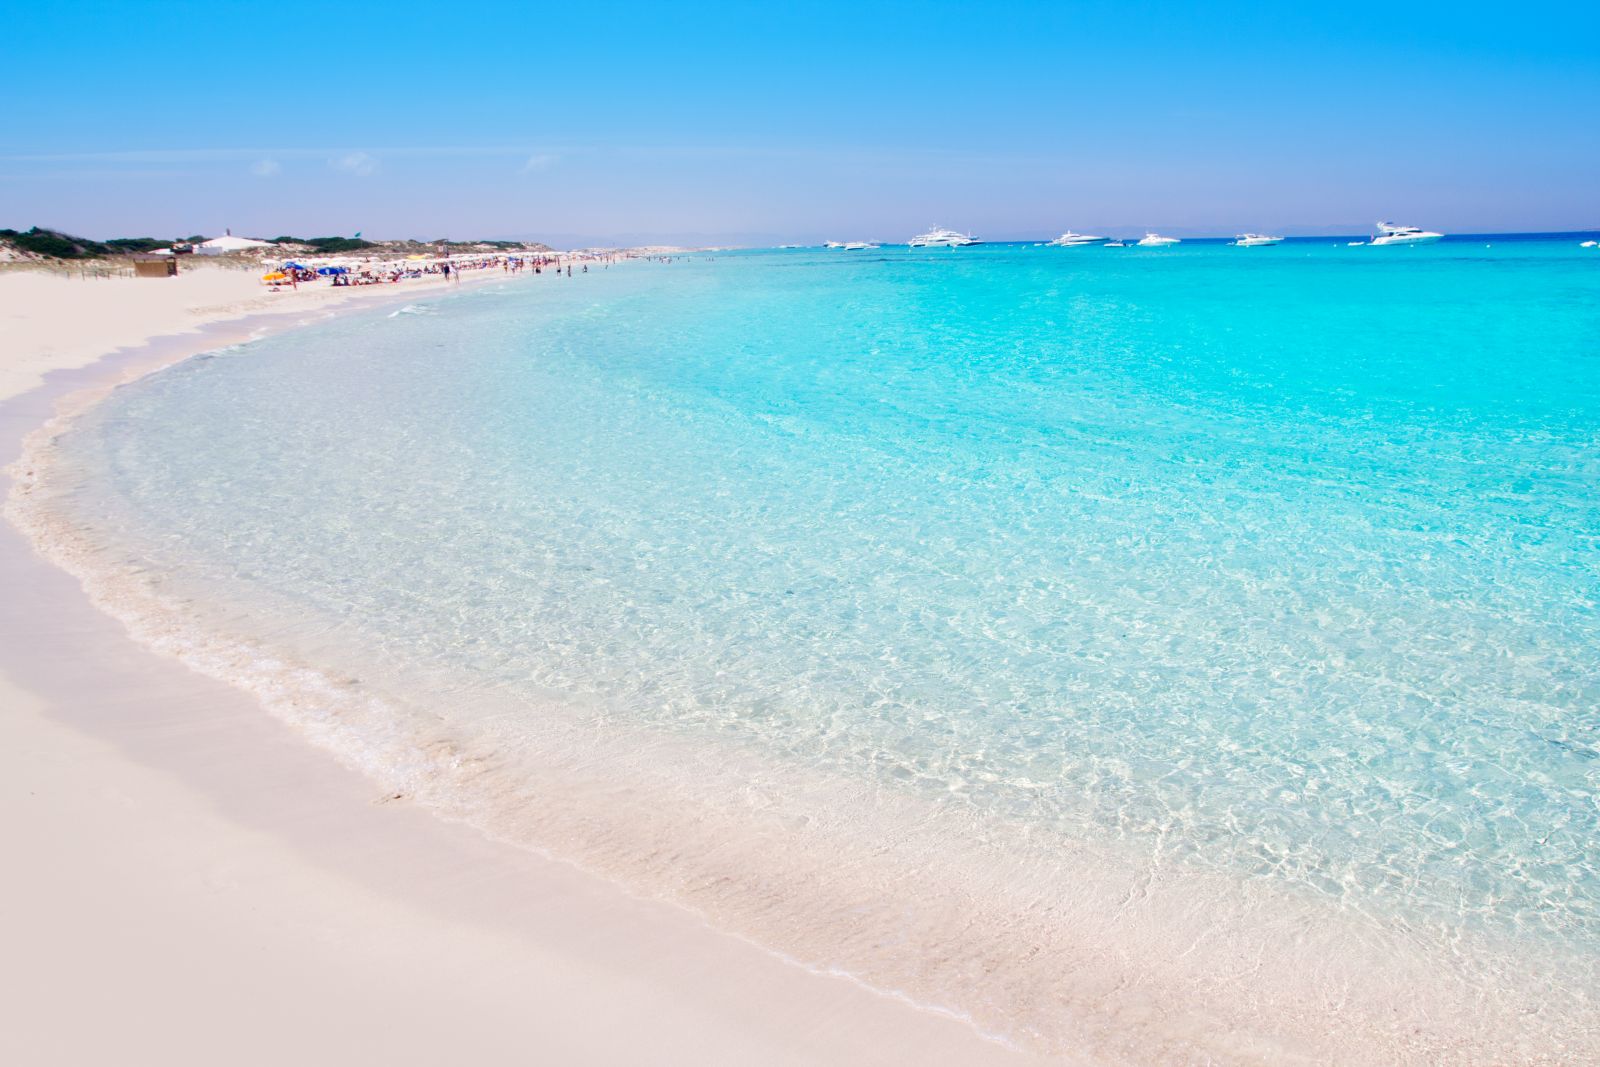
<box><xmin>20</xmin><ymin>243</ymin><xmax>1600</xmax><ymax>1062</ymax></box>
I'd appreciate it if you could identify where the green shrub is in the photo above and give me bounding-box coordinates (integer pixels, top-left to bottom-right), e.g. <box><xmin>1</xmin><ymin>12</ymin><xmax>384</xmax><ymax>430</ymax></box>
<box><xmin>5</xmin><ymin>227</ymin><xmax>110</xmax><ymax>259</ymax></box>
<box><xmin>302</xmin><ymin>236</ymin><xmax>376</xmax><ymax>253</ymax></box>
<box><xmin>105</xmin><ymin>237</ymin><xmax>168</xmax><ymax>253</ymax></box>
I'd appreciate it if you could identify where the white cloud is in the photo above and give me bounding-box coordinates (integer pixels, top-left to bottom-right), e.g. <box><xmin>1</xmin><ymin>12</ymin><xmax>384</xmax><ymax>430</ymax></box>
<box><xmin>521</xmin><ymin>153</ymin><xmax>558</xmax><ymax>173</ymax></box>
<box><xmin>250</xmin><ymin>158</ymin><xmax>282</xmax><ymax>177</ymax></box>
<box><xmin>329</xmin><ymin>151</ymin><xmax>378</xmax><ymax>177</ymax></box>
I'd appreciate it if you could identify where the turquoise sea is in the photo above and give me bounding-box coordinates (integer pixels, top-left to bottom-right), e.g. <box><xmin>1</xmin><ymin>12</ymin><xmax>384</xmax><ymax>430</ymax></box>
<box><xmin>34</xmin><ymin>237</ymin><xmax>1600</xmax><ymax>1061</ymax></box>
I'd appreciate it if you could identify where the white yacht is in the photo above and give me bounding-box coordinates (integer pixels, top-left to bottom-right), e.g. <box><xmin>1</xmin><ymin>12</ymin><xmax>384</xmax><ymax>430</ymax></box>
<box><xmin>1581</xmin><ymin>240</ymin><xmax>1598</xmax><ymax>248</ymax></box>
<box><xmin>842</xmin><ymin>241</ymin><xmax>878</xmax><ymax>251</ymax></box>
<box><xmin>1104</xmin><ymin>240</ymin><xmax>1127</xmax><ymax>247</ymax></box>
<box><xmin>908</xmin><ymin>226</ymin><xmax>982</xmax><ymax>248</ymax></box>
<box><xmin>1048</xmin><ymin>231</ymin><xmax>1106</xmax><ymax>246</ymax></box>
<box><xmin>824</xmin><ymin>240</ymin><xmax>845</xmax><ymax>249</ymax></box>
<box><xmin>1370</xmin><ymin>221</ymin><xmax>1444</xmax><ymax>246</ymax></box>
<box><xmin>1137</xmin><ymin>233</ymin><xmax>1180</xmax><ymax>247</ymax></box>
<box><xmin>1233</xmin><ymin>233</ymin><xmax>1284</xmax><ymax>247</ymax></box>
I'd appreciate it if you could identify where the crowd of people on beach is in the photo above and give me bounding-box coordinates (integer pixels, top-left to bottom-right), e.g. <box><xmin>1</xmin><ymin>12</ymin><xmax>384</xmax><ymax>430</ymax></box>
<box><xmin>261</xmin><ymin>250</ymin><xmax>651</xmax><ymax>292</ymax></box>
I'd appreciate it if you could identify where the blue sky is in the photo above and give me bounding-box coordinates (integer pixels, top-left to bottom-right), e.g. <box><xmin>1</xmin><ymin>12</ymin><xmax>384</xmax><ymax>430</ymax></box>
<box><xmin>5</xmin><ymin>1</ymin><xmax>1597</xmax><ymax>244</ymax></box>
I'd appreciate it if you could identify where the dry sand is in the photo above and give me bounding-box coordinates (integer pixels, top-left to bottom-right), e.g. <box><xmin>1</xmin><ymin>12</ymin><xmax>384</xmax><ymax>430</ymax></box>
<box><xmin>1</xmin><ymin>264</ymin><xmax>408</xmax><ymax>399</ymax></box>
<box><xmin>0</xmin><ymin>264</ymin><xmax>1051</xmax><ymax>1066</ymax></box>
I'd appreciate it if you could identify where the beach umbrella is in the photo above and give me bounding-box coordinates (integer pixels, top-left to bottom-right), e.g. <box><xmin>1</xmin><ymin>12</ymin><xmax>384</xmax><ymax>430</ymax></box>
<box><xmin>282</xmin><ymin>261</ymin><xmax>308</xmax><ymax>270</ymax></box>
<box><xmin>316</xmin><ymin>266</ymin><xmax>348</xmax><ymax>275</ymax></box>
<box><xmin>261</xmin><ymin>271</ymin><xmax>287</xmax><ymax>282</ymax></box>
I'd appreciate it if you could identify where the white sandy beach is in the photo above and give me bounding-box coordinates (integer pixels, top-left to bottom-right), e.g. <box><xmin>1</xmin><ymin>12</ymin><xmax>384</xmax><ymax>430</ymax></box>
<box><xmin>0</xmin><ymin>264</ymin><xmax>1049</xmax><ymax>1067</ymax></box>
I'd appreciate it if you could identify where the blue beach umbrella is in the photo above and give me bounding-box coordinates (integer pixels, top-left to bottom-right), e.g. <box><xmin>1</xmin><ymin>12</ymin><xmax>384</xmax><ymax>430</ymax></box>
<box><xmin>316</xmin><ymin>266</ymin><xmax>348</xmax><ymax>275</ymax></box>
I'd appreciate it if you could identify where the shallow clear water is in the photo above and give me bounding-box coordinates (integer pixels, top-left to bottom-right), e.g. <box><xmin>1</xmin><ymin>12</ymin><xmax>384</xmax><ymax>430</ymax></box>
<box><xmin>41</xmin><ymin>240</ymin><xmax>1600</xmax><ymax>1058</ymax></box>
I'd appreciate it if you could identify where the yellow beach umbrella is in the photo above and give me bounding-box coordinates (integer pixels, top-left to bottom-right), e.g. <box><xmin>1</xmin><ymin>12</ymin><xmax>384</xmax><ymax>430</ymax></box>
<box><xmin>261</xmin><ymin>271</ymin><xmax>287</xmax><ymax>281</ymax></box>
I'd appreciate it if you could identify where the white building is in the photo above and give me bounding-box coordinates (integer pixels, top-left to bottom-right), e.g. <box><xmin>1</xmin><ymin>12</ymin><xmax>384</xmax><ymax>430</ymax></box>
<box><xmin>196</xmin><ymin>234</ymin><xmax>273</xmax><ymax>255</ymax></box>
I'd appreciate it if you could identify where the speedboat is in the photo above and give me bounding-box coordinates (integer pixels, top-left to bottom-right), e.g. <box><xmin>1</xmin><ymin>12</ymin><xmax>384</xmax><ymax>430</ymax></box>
<box><xmin>1104</xmin><ymin>240</ymin><xmax>1127</xmax><ymax>247</ymax></box>
<box><xmin>824</xmin><ymin>241</ymin><xmax>844</xmax><ymax>249</ymax></box>
<box><xmin>908</xmin><ymin>226</ymin><xmax>982</xmax><ymax>248</ymax></box>
<box><xmin>1581</xmin><ymin>240</ymin><xmax>1598</xmax><ymax>248</ymax></box>
<box><xmin>1233</xmin><ymin>233</ymin><xmax>1284</xmax><ymax>247</ymax></box>
<box><xmin>842</xmin><ymin>241</ymin><xmax>878</xmax><ymax>251</ymax></box>
<box><xmin>1048</xmin><ymin>231</ymin><xmax>1106</xmax><ymax>247</ymax></box>
<box><xmin>1137</xmin><ymin>233</ymin><xmax>1180</xmax><ymax>247</ymax></box>
<box><xmin>1370</xmin><ymin>221</ymin><xmax>1444</xmax><ymax>246</ymax></box>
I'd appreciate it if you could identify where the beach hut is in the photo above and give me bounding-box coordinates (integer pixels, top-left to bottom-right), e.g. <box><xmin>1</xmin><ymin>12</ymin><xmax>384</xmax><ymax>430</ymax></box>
<box><xmin>133</xmin><ymin>256</ymin><xmax>178</xmax><ymax>278</ymax></box>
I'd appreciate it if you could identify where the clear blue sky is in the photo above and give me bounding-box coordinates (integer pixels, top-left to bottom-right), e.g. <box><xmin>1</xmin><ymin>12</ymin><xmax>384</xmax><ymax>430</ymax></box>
<box><xmin>5</xmin><ymin>1</ymin><xmax>1597</xmax><ymax>244</ymax></box>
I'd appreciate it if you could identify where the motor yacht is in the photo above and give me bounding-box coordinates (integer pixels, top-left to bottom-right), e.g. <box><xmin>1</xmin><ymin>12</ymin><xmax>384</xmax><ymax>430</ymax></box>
<box><xmin>1233</xmin><ymin>233</ymin><xmax>1284</xmax><ymax>247</ymax></box>
<box><xmin>1104</xmin><ymin>240</ymin><xmax>1127</xmax><ymax>247</ymax></box>
<box><xmin>1370</xmin><ymin>222</ymin><xmax>1444</xmax><ymax>246</ymax></box>
<box><xmin>1048</xmin><ymin>231</ymin><xmax>1106</xmax><ymax>247</ymax></box>
<box><xmin>908</xmin><ymin>227</ymin><xmax>982</xmax><ymax>248</ymax></box>
<box><xmin>1137</xmin><ymin>233</ymin><xmax>1180</xmax><ymax>247</ymax></box>
<box><xmin>824</xmin><ymin>241</ymin><xmax>845</xmax><ymax>249</ymax></box>
<box><xmin>842</xmin><ymin>241</ymin><xmax>878</xmax><ymax>251</ymax></box>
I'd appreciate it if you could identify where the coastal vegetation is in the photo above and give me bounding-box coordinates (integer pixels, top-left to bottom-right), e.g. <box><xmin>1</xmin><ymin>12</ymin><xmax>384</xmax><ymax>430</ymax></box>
<box><xmin>269</xmin><ymin>236</ymin><xmax>554</xmax><ymax>255</ymax></box>
<box><xmin>0</xmin><ymin>227</ymin><xmax>195</xmax><ymax>260</ymax></box>
<box><xmin>2</xmin><ymin>227</ymin><xmax>554</xmax><ymax>262</ymax></box>
<box><xmin>0</xmin><ymin>227</ymin><xmax>143</xmax><ymax>259</ymax></box>
<box><xmin>271</xmin><ymin>235</ymin><xmax>377</xmax><ymax>254</ymax></box>
<box><xmin>267</xmin><ymin>236</ymin><xmax>554</xmax><ymax>255</ymax></box>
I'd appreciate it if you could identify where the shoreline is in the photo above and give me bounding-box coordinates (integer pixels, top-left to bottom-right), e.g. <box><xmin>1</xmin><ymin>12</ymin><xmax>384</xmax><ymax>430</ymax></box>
<box><xmin>0</xmin><ymin>267</ymin><xmax>1043</xmax><ymax>1066</ymax></box>
<box><xmin>4</xmin><ymin>260</ymin><xmax>1594</xmax><ymax>1065</ymax></box>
